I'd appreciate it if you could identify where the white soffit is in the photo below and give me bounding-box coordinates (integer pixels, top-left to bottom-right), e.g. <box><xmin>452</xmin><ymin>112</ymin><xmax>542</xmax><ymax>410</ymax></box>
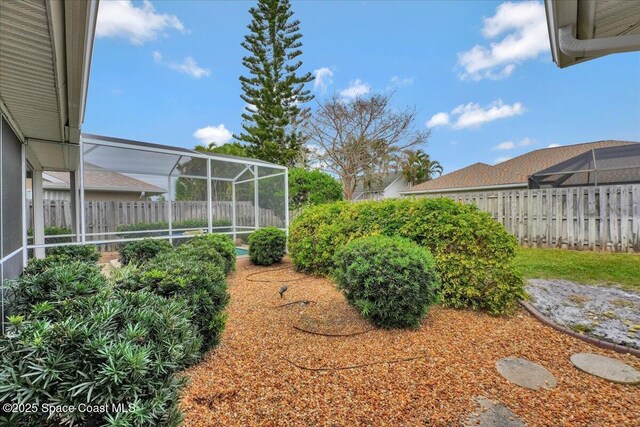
<box><xmin>546</xmin><ymin>0</ymin><xmax>640</xmax><ymax>68</ymax></box>
<box><xmin>0</xmin><ymin>0</ymin><xmax>97</xmax><ymax>147</ymax></box>
<box><xmin>26</xmin><ymin>140</ymin><xmax>79</xmax><ymax>172</ymax></box>
<box><xmin>593</xmin><ymin>0</ymin><xmax>640</xmax><ymax>38</ymax></box>
<box><xmin>0</xmin><ymin>0</ymin><xmax>63</xmax><ymax>142</ymax></box>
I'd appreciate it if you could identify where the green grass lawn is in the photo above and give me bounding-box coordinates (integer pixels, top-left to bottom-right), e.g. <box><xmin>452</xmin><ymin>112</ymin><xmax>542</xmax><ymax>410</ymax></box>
<box><xmin>514</xmin><ymin>247</ymin><xmax>640</xmax><ymax>292</ymax></box>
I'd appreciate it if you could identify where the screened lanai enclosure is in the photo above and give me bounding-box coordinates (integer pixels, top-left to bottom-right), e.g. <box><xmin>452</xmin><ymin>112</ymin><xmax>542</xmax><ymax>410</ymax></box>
<box><xmin>27</xmin><ymin>134</ymin><xmax>288</xmax><ymax>255</ymax></box>
<box><xmin>528</xmin><ymin>144</ymin><xmax>640</xmax><ymax>189</ymax></box>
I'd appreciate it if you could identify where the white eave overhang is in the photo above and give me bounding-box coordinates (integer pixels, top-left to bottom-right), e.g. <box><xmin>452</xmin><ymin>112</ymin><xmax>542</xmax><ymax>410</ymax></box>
<box><xmin>545</xmin><ymin>0</ymin><xmax>640</xmax><ymax>68</ymax></box>
<box><xmin>0</xmin><ymin>0</ymin><xmax>97</xmax><ymax>170</ymax></box>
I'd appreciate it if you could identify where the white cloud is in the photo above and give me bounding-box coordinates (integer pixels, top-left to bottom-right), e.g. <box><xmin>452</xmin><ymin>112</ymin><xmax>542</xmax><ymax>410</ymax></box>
<box><xmin>457</xmin><ymin>1</ymin><xmax>548</xmax><ymax>80</ymax></box>
<box><xmin>430</xmin><ymin>100</ymin><xmax>525</xmax><ymax>130</ymax></box>
<box><xmin>153</xmin><ymin>51</ymin><xmax>211</xmax><ymax>78</ymax></box>
<box><xmin>96</xmin><ymin>0</ymin><xmax>186</xmax><ymax>45</ymax></box>
<box><xmin>193</xmin><ymin>124</ymin><xmax>233</xmax><ymax>146</ymax></box>
<box><xmin>426</xmin><ymin>112</ymin><xmax>450</xmax><ymax>128</ymax></box>
<box><xmin>493</xmin><ymin>137</ymin><xmax>535</xmax><ymax>150</ymax></box>
<box><xmin>340</xmin><ymin>79</ymin><xmax>371</xmax><ymax>99</ymax></box>
<box><xmin>389</xmin><ymin>76</ymin><xmax>414</xmax><ymax>88</ymax></box>
<box><xmin>452</xmin><ymin>100</ymin><xmax>525</xmax><ymax>129</ymax></box>
<box><xmin>313</xmin><ymin>67</ymin><xmax>334</xmax><ymax>93</ymax></box>
<box><xmin>494</xmin><ymin>141</ymin><xmax>515</xmax><ymax>150</ymax></box>
<box><xmin>547</xmin><ymin>143</ymin><xmax>561</xmax><ymax>148</ymax></box>
<box><xmin>494</xmin><ymin>156</ymin><xmax>513</xmax><ymax>164</ymax></box>
<box><xmin>427</xmin><ymin>99</ymin><xmax>533</xmax><ymax>130</ymax></box>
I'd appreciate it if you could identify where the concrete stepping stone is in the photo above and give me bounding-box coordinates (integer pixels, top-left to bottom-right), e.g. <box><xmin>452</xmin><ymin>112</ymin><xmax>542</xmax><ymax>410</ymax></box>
<box><xmin>496</xmin><ymin>357</ymin><xmax>557</xmax><ymax>390</ymax></box>
<box><xmin>466</xmin><ymin>396</ymin><xmax>525</xmax><ymax>427</ymax></box>
<box><xmin>570</xmin><ymin>353</ymin><xmax>640</xmax><ymax>384</ymax></box>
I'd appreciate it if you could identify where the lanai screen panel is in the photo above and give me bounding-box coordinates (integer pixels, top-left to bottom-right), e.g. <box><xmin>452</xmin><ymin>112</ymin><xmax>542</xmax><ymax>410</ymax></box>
<box><xmin>258</xmin><ymin>170</ymin><xmax>286</xmax><ymax>228</ymax></box>
<box><xmin>529</xmin><ymin>144</ymin><xmax>640</xmax><ymax>188</ymax></box>
<box><xmin>233</xmin><ymin>167</ymin><xmax>256</xmax><ymax>243</ymax></box>
<box><xmin>78</xmin><ymin>135</ymin><xmax>288</xmax><ymax>246</ymax></box>
<box><xmin>210</xmin><ymin>158</ymin><xmax>245</xmax><ymax>235</ymax></box>
<box><xmin>82</xmin><ymin>138</ymin><xmax>208</xmax><ymax>243</ymax></box>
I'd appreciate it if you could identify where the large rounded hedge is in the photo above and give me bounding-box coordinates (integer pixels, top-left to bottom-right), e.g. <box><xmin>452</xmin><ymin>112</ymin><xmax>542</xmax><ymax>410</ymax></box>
<box><xmin>289</xmin><ymin>198</ymin><xmax>524</xmax><ymax>315</ymax></box>
<box><xmin>248</xmin><ymin>227</ymin><xmax>287</xmax><ymax>266</ymax></box>
<box><xmin>334</xmin><ymin>236</ymin><xmax>439</xmax><ymax>328</ymax></box>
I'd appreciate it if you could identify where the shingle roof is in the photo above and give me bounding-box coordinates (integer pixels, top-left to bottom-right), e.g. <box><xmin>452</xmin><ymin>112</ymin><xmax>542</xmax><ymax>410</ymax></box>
<box><xmin>403</xmin><ymin>140</ymin><xmax>639</xmax><ymax>194</ymax></box>
<box><xmin>44</xmin><ymin>170</ymin><xmax>165</xmax><ymax>194</ymax></box>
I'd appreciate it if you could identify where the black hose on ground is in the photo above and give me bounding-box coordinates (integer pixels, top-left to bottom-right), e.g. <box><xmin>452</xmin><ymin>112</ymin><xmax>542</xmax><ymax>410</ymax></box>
<box><xmin>245</xmin><ymin>265</ymin><xmax>304</xmax><ymax>283</ymax></box>
<box><xmin>246</xmin><ymin>265</ymin><xmax>422</xmax><ymax>371</ymax></box>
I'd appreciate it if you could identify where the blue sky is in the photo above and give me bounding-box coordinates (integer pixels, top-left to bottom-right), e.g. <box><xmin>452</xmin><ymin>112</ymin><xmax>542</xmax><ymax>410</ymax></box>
<box><xmin>84</xmin><ymin>0</ymin><xmax>640</xmax><ymax>174</ymax></box>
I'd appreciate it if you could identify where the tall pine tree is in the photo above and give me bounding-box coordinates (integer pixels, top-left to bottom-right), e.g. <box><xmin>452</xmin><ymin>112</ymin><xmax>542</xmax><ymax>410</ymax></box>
<box><xmin>236</xmin><ymin>0</ymin><xmax>314</xmax><ymax>167</ymax></box>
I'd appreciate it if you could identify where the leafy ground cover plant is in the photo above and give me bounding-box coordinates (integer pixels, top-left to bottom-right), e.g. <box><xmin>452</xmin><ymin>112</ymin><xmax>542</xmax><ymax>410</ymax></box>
<box><xmin>47</xmin><ymin>244</ymin><xmax>101</xmax><ymax>263</ymax></box>
<box><xmin>0</xmin><ymin>241</ymin><xmax>230</xmax><ymax>426</ymax></box>
<box><xmin>248</xmin><ymin>227</ymin><xmax>287</xmax><ymax>266</ymax></box>
<box><xmin>333</xmin><ymin>236</ymin><xmax>440</xmax><ymax>328</ymax></box>
<box><xmin>0</xmin><ymin>289</ymin><xmax>200</xmax><ymax>427</ymax></box>
<box><xmin>9</xmin><ymin>260</ymin><xmax>106</xmax><ymax>314</ymax></box>
<box><xmin>119</xmin><ymin>238</ymin><xmax>173</xmax><ymax>265</ymax></box>
<box><xmin>289</xmin><ymin>198</ymin><xmax>524</xmax><ymax>314</ymax></box>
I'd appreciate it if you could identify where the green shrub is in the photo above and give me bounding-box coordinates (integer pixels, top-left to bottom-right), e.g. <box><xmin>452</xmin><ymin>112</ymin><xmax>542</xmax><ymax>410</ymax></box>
<box><xmin>27</xmin><ymin>226</ymin><xmax>73</xmax><ymax>243</ymax></box>
<box><xmin>333</xmin><ymin>236</ymin><xmax>439</xmax><ymax>328</ymax></box>
<box><xmin>9</xmin><ymin>260</ymin><xmax>107</xmax><ymax>314</ymax></box>
<box><xmin>0</xmin><ymin>289</ymin><xmax>201</xmax><ymax>426</ymax></box>
<box><xmin>248</xmin><ymin>227</ymin><xmax>286</xmax><ymax>266</ymax></box>
<box><xmin>174</xmin><ymin>242</ymin><xmax>226</xmax><ymax>273</ymax></box>
<box><xmin>133</xmin><ymin>251</ymin><xmax>229</xmax><ymax>350</ymax></box>
<box><xmin>289</xmin><ymin>198</ymin><xmax>524</xmax><ymax>315</ymax></box>
<box><xmin>47</xmin><ymin>244</ymin><xmax>100</xmax><ymax>263</ymax></box>
<box><xmin>288</xmin><ymin>168</ymin><xmax>343</xmax><ymax>210</ymax></box>
<box><xmin>184</xmin><ymin>233</ymin><xmax>236</xmax><ymax>274</ymax></box>
<box><xmin>119</xmin><ymin>238</ymin><xmax>173</xmax><ymax>265</ymax></box>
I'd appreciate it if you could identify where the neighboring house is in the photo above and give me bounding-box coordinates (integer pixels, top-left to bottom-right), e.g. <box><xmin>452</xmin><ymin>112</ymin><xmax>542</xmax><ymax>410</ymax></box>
<box><xmin>35</xmin><ymin>170</ymin><xmax>165</xmax><ymax>201</ymax></box>
<box><xmin>402</xmin><ymin>140</ymin><xmax>640</xmax><ymax>196</ymax></box>
<box><xmin>352</xmin><ymin>172</ymin><xmax>409</xmax><ymax>200</ymax></box>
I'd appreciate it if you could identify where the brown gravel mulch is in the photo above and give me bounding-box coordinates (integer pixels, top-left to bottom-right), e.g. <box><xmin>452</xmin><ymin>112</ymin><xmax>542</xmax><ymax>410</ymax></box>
<box><xmin>180</xmin><ymin>260</ymin><xmax>640</xmax><ymax>426</ymax></box>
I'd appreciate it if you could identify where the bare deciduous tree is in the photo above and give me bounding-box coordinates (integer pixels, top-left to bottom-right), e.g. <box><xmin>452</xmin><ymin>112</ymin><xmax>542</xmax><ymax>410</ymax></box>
<box><xmin>304</xmin><ymin>93</ymin><xmax>430</xmax><ymax>200</ymax></box>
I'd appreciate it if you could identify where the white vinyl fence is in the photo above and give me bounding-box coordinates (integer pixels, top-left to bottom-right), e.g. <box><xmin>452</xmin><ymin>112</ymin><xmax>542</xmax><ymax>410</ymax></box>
<box><xmin>422</xmin><ymin>184</ymin><xmax>640</xmax><ymax>252</ymax></box>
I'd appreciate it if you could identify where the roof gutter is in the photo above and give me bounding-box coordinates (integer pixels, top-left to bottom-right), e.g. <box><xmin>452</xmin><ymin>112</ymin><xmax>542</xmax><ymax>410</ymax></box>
<box><xmin>45</xmin><ymin>0</ymin><xmax>98</xmax><ymax>144</ymax></box>
<box><xmin>401</xmin><ymin>182</ymin><xmax>526</xmax><ymax>196</ymax></box>
<box><xmin>558</xmin><ymin>24</ymin><xmax>640</xmax><ymax>58</ymax></box>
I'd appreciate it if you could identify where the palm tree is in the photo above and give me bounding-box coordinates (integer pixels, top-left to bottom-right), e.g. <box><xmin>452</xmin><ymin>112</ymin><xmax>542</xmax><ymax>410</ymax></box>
<box><xmin>401</xmin><ymin>149</ymin><xmax>443</xmax><ymax>187</ymax></box>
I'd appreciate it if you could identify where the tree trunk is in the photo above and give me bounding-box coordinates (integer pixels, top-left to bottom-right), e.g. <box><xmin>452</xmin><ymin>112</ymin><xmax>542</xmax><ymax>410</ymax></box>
<box><xmin>343</xmin><ymin>175</ymin><xmax>354</xmax><ymax>200</ymax></box>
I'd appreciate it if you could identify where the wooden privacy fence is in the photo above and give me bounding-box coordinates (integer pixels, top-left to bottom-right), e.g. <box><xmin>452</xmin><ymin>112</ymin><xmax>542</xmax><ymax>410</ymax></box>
<box><xmin>424</xmin><ymin>184</ymin><xmax>640</xmax><ymax>252</ymax></box>
<box><xmin>29</xmin><ymin>200</ymin><xmax>284</xmax><ymax>245</ymax></box>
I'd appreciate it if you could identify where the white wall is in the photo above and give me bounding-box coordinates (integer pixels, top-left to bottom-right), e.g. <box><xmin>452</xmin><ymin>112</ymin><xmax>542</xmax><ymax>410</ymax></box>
<box><xmin>383</xmin><ymin>177</ymin><xmax>409</xmax><ymax>199</ymax></box>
